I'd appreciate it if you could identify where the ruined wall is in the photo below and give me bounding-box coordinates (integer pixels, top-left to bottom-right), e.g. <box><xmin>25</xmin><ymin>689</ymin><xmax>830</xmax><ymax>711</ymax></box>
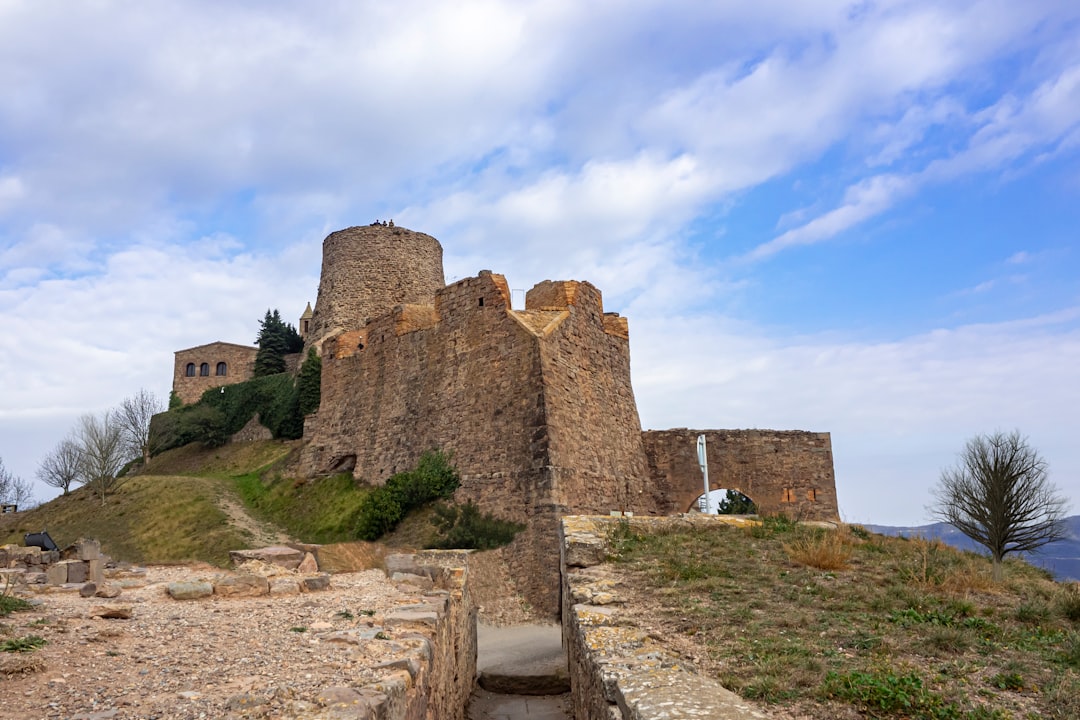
<box><xmin>642</xmin><ymin>429</ymin><xmax>839</xmax><ymax>521</ymax></box>
<box><xmin>305</xmin><ymin>225</ymin><xmax>445</xmax><ymax>350</ymax></box>
<box><xmin>172</xmin><ymin>342</ymin><xmax>258</xmax><ymax>404</ymax></box>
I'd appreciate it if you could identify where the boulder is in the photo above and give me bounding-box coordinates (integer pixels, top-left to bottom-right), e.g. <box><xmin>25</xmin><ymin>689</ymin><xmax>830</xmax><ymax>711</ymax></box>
<box><xmin>167</xmin><ymin>581</ymin><xmax>214</xmax><ymax>600</ymax></box>
<box><xmin>214</xmin><ymin>574</ymin><xmax>270</xmax><ymax>598</ymax></box>
<box><xmin>300</xmin><ymin>573</ymin><xmax>331</xmax><ymax>592</ymax></box>
<box><xmin>297</xmin><ymin>552</ymin><xmax>319</xmax><ymax>574</ymax></box>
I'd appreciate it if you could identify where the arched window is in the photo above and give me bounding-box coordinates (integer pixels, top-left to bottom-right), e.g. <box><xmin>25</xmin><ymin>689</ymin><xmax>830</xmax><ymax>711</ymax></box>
<box><xmin>216</xmin><ymin>362</ymin><xmax>228</xmax><ymax>376</ymax></box>
<box><xmin>185</xmin><ymin>363</ymin><xmax>196</xmax><ymax>377</ymax></box>
<box><xmin>199</xmin><ymin>363</ymin><xmax>210</xmax><ymax>376</ymax></box>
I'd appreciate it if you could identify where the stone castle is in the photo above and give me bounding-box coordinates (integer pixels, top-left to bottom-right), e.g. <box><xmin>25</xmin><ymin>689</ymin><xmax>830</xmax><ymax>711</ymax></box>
<box><xmin>173</xmin><ymin>224</ymin><xmax>838</xmax><ymax>614</ymax></box>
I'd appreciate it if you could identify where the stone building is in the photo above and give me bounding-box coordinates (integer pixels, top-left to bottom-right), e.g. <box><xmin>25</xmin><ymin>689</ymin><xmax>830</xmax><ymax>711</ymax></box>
<box><xmin>172</xmin><ymin>224</ymin><xmax>839</xmax><ymax>615</ymax></box>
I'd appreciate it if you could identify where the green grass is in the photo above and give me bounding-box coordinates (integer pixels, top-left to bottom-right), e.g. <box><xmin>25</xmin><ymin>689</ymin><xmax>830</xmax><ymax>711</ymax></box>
<box><xmin>0</xmin><ymin>595</ymin><xmax>34</xmax><ymax>617</ymax></box>
<box><xmin>233</xmin><ymin>470</ymin><xmax>374</xmax><ymax>544</ymax></box>
<box><xmin>1</xmin><ymin>635</ymin><xmax>46</xmax><ymax>653</ymax></box>
<box><xmin>608</xmin><ymin>519</ymin><xmax>1080</xmax><ymax>719</ymax></box>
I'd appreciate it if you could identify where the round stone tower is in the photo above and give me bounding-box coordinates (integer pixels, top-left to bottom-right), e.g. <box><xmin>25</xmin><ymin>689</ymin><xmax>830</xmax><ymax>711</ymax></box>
<box><xmin>306</xmin><ymin>224</ymin><xmax>445</xmax><ymax>349</ymax></box>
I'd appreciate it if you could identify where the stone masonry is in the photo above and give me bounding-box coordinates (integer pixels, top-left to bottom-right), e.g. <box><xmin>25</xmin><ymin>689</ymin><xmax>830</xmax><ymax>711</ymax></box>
<box><xmin>171</xmin><ymin>224</ymin><xmax>840</xmax><ymax>617</ymax></box>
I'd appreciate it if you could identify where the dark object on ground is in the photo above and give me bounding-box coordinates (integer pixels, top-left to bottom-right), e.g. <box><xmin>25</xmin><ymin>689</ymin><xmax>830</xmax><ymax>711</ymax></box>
<box><xmin>24</xmin><ymin>531</ymin><xmax>58</xmax><ymax>552</ymax></box>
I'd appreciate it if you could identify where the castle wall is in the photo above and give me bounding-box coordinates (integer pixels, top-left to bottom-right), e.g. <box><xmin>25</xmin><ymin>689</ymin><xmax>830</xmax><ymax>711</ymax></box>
<box><xmin>642</xmin><ymin>429</ymin><xmax>839</xmax><ymax>521</ymax></box>
<box><xmin>305</xmin><ymin>225</ymin><xmax>444</xmax><ymax>350</ymax></box>
<box><xmin>300</xmin><ymin>274</ymin><xmax>658</xmax><ymax>615</ymax></box>
<box><xmin>172</xmin><ymin>342</ymin><xmax>257</xmax><ymax>404</ymax></box>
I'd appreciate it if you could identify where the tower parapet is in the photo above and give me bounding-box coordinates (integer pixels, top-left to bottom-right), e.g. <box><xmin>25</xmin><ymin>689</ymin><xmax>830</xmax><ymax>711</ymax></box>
<box><xmin>305</xmin><ymin>224</ymin><xmax>445</xmax><ymax>350</ymax></box>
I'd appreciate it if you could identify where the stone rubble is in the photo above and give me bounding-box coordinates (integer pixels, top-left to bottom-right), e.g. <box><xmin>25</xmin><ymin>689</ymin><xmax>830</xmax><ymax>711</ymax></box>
<box><xmin>1</xmin><ymin>548</ymin><xmax>476</xmax><ymax>720</ymax></box>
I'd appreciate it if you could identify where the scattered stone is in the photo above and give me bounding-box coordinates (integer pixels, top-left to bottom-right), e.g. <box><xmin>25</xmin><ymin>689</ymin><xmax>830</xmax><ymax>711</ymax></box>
<box><xmin>297</xmin><ymin>552</ymin><xmax>319</xmax><ymax>574</ymax></box>
<box><xmin>177</xmin><ymin>690</ymin><xmax>203</xmax><ymax>700</ymax></box>
<box><xmin>88</xmin><ymin>604</ymin><xmax>132</xmax><ymax>619</ymax></box>
<box><xmin>79</xmin><ymin>582</ymin><xmax>98</xmax><ymax>598</ymax></box>
<box><xmin>229</xmin><ymin>546</ymin><xmax>304</xmax><ymax>570</ymax></box>
<box><xmin>95</xmin><ymin>583</ymin><xmax>122</xmax><ymax>598</ymax></box>
<box><xmin>300</xmin><ymin>573</ymin><xmax>331</xmax><ymax>592</ymax></box>
<box><xmin>214</xmin><ymin>574</ymin><xmax>270</xmax><ymax>598</ymax></box>
<box><xmin>167</xmin><ymin>581</ymin><xmax>214</xmax><ymax>600</ymax></box>
<box><xmin>269</xmin><ymin>577</ymin><xmax>301</xmax><ymax>596</ymax></box>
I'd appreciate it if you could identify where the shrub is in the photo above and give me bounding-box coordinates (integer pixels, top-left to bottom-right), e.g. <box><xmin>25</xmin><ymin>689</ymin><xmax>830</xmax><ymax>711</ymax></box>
<box><xmin>1</xmin><ymin>635</ymin><xmax>46</xmax><ymax>653</ymax></box>
<box><xmin>1057</xmin><ymin>586</ymin><xmax>1080</xmax><ymax>623</ymax></box>
<box><xmin>353</xmin><ymin>450</ymin><xmax>460</xmax><ymax>541</ymax></box>
<box><xmin>426</xmin><ymin>501</ymin><xmax>524</xmax><ymax>550</ymax></box>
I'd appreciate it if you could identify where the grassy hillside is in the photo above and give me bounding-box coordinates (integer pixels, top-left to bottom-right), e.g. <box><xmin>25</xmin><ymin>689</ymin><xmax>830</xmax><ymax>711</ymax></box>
<box><xmin>0</xmin><ymin>440</ymin><xmax>441</xmax><ymax>566</ymax></box>
<box><xmin>611</xmin><ymin>518</ymin><xmax>1080</xmax><ymax>719</ymax></box>
<box><xmin>0</xmin><ymin>475</ymin><xmax>251</xmax><ymax>566</ymax></box>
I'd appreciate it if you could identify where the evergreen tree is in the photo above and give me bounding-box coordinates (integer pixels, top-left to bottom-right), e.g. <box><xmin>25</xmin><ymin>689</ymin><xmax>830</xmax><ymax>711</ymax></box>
<box><xmin>253</xmin><ymin>309</ymin><xmax>303</xmax><ymax>377</ymax></box>
<box><xmin>296</xmin><ymin>347</ymin><xmax>322</xmax><ymax>416</ymax></box>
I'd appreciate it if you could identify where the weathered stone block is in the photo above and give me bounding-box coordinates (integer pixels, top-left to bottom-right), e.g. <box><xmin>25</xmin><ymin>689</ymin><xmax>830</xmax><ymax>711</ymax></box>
<box><xmin>213</xmin><ymin>574</ymin><xmax>270</xmax><ymax>598</ymax></box>
<box><xmin>45</xmin><ymin>563</ymin><xmax>68</xmax><ymax>585</ymax></box>
<box><xmin>87</xmin><ymin>559</ymin><xmax>105</xmax><ymax>584</ymax></box>
<box><xmin>77</xmin><ymin>538</ymin><xmax>101</xmax><ymax>561</ymax></box>
<box><xmin>167</xmin><ymin>581</ymin><xmax>214</xmax><ymax>600</ymax></box>
<box><xmin>269</xmin><ymin>577</ymin><xmax>301</xmax><ymax>596</ymax></box>
<box><xmin>229</xmin><ymin>546</ymin><xmax>303</xmax><ymax>570</ymax></box>
<box><xmin>64</xmin><ymin>561</ymin><xmax>89</xmax><ymax>584</ymax></box>
<box><xmin>300</xmin><ymin>573</ymin><xmax>331</xmax><ymax>592</ymax></box>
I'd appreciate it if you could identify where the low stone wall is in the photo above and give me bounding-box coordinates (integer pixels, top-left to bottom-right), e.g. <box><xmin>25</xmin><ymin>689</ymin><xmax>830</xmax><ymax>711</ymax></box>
<box><xmin>560</xmin><ymin>515</ymin><xmax>770</xmax><ymax>720</ymax></box>
<box><xmin>1</xmin><ymin>538</ymin><xmax>105</xmax><ymax>587</ymax></box>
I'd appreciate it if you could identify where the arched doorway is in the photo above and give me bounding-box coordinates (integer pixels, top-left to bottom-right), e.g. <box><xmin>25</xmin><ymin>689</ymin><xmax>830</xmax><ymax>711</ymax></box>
<box><xmin>688</xmin><ymin>488</ymin><xmax>758</xmax><ymax>515</ymax></box>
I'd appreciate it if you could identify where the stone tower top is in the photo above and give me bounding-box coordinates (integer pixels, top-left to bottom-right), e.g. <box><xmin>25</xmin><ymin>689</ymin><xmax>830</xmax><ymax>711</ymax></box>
<box><xmin>305</xmin><ymin>224</ymin><xmax>445</xmax><ymax>350</ymax></box>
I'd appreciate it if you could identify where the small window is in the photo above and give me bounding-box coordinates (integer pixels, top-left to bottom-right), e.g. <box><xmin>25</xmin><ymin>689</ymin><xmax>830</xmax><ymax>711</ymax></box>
<box><xmin>199</xmin><ymin>362</ymin><xmax>210</xmax><ymax>377</ymax></box>
<box><xmin>216</xmin><ymin>362</ymin><xmax>227</xmax><ymax>376</ymax></box>
<box><xmin>478</xmin><ymin>297</ymin><xmax>484</xmax><ymax>307</ymax></box>
<box><xmin>185</xmin><ymin>363</ymin><xmax>196</xmax><ymax>377</ymax></box>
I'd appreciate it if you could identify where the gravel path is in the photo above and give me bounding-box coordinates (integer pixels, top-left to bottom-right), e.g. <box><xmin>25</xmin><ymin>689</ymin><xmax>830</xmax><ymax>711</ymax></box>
<box><xmin>0</xmin><ymin>565</ymin><xmax>431</xmax><ymax>720</ymax></box>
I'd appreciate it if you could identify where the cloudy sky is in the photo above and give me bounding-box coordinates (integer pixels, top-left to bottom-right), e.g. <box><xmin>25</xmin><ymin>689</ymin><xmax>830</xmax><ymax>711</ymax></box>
<box><xmin>1</xmin><ymin>1</ymin><xmax>1078</xmax><ymax>525</ymax></box>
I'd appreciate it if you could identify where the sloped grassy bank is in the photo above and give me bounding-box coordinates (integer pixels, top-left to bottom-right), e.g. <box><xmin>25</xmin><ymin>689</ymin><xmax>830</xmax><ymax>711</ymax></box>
<box><xmin>608</xmin><ymin>517</ymin><xmax>1080</xmax><ymax>720</ymax></box>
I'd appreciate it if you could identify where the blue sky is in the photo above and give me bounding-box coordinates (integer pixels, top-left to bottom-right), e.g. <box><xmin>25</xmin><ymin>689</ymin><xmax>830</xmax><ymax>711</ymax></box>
<box><xmin>1</xmin><ymin>1</ymin><xmax>1078</xmax><ymax>525</ymax></box>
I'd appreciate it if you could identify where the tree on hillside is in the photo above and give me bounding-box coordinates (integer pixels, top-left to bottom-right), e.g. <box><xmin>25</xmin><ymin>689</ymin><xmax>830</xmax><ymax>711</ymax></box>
<box><xmin>295</xmin><ymin>347</ymin><xmax>322</xmax><ymax>416</ymax></box>
<box><xmin>931</xmin><ymin>430</ymin><xmax>1069</xmax><ymax>581</ymax></box>
<box><xmin>254</xmin><ymin>309</ymin><xmax>304</xmax><ymax>377</ymax></box>
<box><xmin>37</xmin><ymin>438</ymin><xmax>83</xmax><ymax>496</ymax></box>
<box><xmin>716</xmin><ymin>489</ymin><xmax>757</xmax><ymax>515</ymax></box>
<box><xmin>117</xmin><ymin>388</ymin><xmax>165</xmax><ymax>465</ymax></box>
<box><xmin>0</xmin><ymin>457</ymin><xmax>35</xmax><ymax>509</ymax></box>
<box><xmin>76</xmin><ymin>411</ymin><xmax>128</xmax><ymax>505</ymax></box>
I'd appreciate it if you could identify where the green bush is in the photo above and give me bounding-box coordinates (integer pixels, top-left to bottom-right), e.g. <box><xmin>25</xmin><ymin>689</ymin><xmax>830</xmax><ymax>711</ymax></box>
<box><xmin>353</xmin><ymin>450</ymin><xmax>460</xmax><ymax>541</ymax></box>
<box><xmin>296</xmin><ymin>348</ymin><xmax>322</xmax><ymax>416</ymax></box>
<box><xmin>426</xmin><ymin>501</ymin><xmax>525</xmax><ymax>550</ymax></box>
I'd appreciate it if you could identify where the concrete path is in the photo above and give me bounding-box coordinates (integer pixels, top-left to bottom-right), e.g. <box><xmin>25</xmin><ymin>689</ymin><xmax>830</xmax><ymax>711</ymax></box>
<box><xmin>468</xmin><ymin>623</ymin><xmax>571</xmax><ymax>719</ymax></box>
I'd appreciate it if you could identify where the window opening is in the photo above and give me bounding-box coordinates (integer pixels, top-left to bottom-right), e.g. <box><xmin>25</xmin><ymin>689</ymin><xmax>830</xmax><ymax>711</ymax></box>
<box><xmin>199</xmin><ymin>362</ymin><xmax>210</xmax><ymax>376</ymax></box>
<box><xmin>185</xmin><ymin>363</ymin><xmax>196</xmax><ymax>377</ymax></box>
<box><xmin>216</xmin><ymin>362</ymin><xmax>227</xmax><ymax>376</ymax></box>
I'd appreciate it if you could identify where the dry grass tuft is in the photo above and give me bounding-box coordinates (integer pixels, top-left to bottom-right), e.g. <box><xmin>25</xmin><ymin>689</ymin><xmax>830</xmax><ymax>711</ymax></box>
<box><xmin>784</xmin><ymin>527</ymin><xmax>853</xmax><ymax>570</ymax></box>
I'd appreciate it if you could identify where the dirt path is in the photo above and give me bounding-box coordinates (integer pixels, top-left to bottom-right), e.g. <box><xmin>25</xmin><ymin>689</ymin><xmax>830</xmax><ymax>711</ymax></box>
<box><xmin>216</xmin><ymin>493</ymin><xmax>295</xmax><ymax>547</ymax></box>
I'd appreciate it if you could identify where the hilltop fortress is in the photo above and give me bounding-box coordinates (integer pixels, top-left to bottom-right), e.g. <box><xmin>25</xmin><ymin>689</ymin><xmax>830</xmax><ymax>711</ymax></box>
<box><xmin>173</xmin><ymin>224</ymin><xmax>838</xmax><ymax>614</ymax></box>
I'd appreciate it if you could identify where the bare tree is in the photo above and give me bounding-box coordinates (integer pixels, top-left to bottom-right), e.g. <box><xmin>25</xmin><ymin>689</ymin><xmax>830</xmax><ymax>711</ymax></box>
<box><xmin>76</xmin><ymin>411</ymin><xmax>127</xmax><ymax>505</ymax></box>
<box><xmin>931</xmin><ymin>430</ymin><xmax>1069</xmax><ymax>581</ymax></box>
<box><xmin>116</xmin><ymin>388</ymin><xmax>165</xmax><ymax>465</ymax></box>
<box><xmin>0</xmin><ymin>457</ymin><xmax>36</xmax><ymax>509</ymax></box>
<box><xmin>37</xmin><ymin>437</ymin><xmax>83</xmax><ymax>496</ymax></box>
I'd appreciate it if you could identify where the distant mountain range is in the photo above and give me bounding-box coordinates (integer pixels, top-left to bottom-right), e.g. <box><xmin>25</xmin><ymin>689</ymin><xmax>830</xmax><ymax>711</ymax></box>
<box><xmin>865</xmin><ymin>515</ymin><xmax>1080</xmax><ymax>583</ymax></box>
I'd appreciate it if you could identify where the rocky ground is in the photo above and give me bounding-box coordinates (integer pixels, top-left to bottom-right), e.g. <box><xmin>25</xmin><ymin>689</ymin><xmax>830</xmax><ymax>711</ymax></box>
<box><xmin>0</xmin><ymin>564</ymin><xmax>441</xmax><ymax>720</ymax></box>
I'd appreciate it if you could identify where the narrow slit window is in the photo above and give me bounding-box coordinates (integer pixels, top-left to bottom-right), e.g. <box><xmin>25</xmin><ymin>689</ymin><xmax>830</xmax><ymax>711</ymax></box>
<box><xmin>478</xmin><ymin>297</ymin><xmax>484</xmax><ymax>307</ymax></box>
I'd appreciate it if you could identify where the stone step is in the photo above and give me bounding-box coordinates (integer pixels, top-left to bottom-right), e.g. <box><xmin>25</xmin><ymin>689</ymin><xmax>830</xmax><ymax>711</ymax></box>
<box><xmin>475</xmin><ymin>623</ymin><xmax>570</xmax><ymax>696</ymax></box>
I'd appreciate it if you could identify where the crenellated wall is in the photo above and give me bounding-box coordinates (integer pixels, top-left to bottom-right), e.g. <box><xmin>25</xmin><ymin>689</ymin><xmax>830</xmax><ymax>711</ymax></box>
<box><xmin>299</xmin><ymin>272</ymin><xmax>660</xmax><ymax>615</ymax></box>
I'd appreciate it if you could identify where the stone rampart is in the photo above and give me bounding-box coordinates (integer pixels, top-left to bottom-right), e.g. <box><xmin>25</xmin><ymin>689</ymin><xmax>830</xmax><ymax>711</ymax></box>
<box><xmin>643</xmin><ymin>429</ymin><xmax>839</xmax><ymax>521</ymax></box>
<box><xmin>561</xmin><ymin>515</ymin><xmax>771</xmax><ymax>720</ymax></box>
